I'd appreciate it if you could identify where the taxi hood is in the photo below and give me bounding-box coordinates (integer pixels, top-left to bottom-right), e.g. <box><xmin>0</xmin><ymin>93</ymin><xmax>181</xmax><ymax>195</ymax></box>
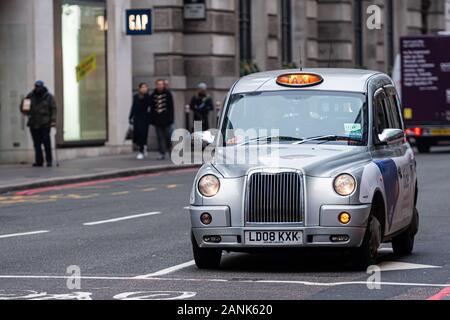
<box><xmin>211</xmin><ymin>145</ymin><xmax>371</xmax><ymax>178</ymax></box>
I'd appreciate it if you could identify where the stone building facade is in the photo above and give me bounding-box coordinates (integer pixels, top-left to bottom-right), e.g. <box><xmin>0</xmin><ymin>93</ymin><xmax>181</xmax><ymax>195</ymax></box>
<box><xmin>133</xmin><ymin>0</ymin><xmax>448</xmax><ymax>136</ymax></box>
<box><xmin>0</xmin><ymin>0</ymin><xmax>447</xmax><ymax>164</ymax></box>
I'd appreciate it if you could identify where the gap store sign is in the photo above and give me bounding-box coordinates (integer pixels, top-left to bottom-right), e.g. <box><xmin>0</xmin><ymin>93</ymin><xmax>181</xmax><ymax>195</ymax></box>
<box><xmin>126</xmin><ymin>9</ymin><xmax>152</xmax><ymax>35</ymax></box>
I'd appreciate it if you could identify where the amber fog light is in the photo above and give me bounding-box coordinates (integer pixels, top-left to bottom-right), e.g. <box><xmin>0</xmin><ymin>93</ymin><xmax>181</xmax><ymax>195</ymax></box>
<box><xmin>338</xmin><ymin>212</ymin><xmax>351</xmax><ymax>224</ymax></box>
<box><xmin>200</xmin><ymin>213</ymin><xmax>212</xmax><ymax>225</ymax></box>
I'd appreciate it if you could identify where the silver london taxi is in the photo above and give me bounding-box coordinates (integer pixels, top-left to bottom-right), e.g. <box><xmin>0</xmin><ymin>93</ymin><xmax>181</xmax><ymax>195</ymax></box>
<box><xmin>188</xmin><ymin>69</ymin><xmax>419</xmax><ymax>270</ymax></box>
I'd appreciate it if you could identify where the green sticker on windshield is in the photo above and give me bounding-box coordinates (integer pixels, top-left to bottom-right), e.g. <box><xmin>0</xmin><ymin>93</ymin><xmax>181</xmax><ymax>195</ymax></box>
<box><xmin>344</xmin><ymin>123</ymin><xmax>362</xmax><ymax>139</ymax></box>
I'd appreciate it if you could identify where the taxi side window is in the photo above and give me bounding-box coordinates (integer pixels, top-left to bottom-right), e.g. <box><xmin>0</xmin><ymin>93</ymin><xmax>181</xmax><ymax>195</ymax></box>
<box><xmin>373</xmin><ymin>91</ymin><xmax>390</xmax><ymax>136</ymax></box>
<box><xmin>384</xmin><ymin>88</ymin><xmax>403</xmax><ymax>130</ymax></box>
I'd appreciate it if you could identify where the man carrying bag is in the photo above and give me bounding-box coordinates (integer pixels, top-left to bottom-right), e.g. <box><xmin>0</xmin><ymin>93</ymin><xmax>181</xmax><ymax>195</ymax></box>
<box><xmin>20</xmin><ymin>81</ymin><xmax>57</xmax><ymax>167</ymax></box>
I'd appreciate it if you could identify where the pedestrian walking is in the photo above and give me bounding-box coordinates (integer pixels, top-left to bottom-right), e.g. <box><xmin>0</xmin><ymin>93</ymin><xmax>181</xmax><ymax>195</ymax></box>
<box><xmin>150</xmin><ymin>79</ymin><xmax>175</xmax><ymax>160</ymax></box>
<box><xmin>190</xmin><ymin>83</ymin><xmax>214</xmax><ymax>131</ymax></box>
<box><xmin>129</xmin><ymin>83</ymin><xmax>151</xmax><ymax>160</ymax></box>
<box><xmin>20</xmin><ymin>81</ymin><xmax>57</xmax><ymax>167</ymax></box>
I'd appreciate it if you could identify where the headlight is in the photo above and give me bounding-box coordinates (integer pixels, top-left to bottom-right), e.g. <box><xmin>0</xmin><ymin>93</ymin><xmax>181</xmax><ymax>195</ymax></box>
<box><xmin>333</xmin><ymin>174</ymin><xmax>356</xmax><ymax>196</ymax></box>
<box><xmin>198</xmin><ymin>175</ymin><xmax>220</xmax><ymax>197</ymax></box>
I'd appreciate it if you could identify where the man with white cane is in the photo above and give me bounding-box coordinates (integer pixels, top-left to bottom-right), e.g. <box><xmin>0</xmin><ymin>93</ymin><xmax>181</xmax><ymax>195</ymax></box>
<box><xmin>20</xmin><ymin>81</ymin><xmax>57</xmax><ymax>167</ymax></box>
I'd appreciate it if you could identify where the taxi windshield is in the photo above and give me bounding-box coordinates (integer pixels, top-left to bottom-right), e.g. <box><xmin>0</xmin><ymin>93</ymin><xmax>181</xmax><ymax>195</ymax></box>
<box><xmin>222</xmin><ymin>90</ymin><xmax>367</xmax><ymax>146</ymax></box>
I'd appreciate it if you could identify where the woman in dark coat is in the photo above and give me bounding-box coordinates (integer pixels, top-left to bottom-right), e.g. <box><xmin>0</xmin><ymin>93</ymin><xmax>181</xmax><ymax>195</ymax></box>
<box><xmin>129</xmin><ymin>83</ymin><xmax>151</xmax><ymax>160</ymax></box>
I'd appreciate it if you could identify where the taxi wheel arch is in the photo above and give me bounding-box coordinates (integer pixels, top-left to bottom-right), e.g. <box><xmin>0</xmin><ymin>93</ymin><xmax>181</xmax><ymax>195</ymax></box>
<box><xmin>371</xmin><ymin>191</ymin><xmax>386</xmax><ymax>237</ymax></box>
<box><xmin>351</xmin><ymin>191</ymin><xmax>385</xmax><ymax>270</ymax></box>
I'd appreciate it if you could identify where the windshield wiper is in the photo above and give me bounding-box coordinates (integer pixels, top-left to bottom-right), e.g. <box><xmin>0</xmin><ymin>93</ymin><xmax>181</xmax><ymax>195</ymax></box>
<box><xmin>239</xmin><ymin>136</ymin><xmax>303</xmax><ymax>146</ymax></box>
<box><xmin>294</xmin><ymin>135</ymin><xmax>362</xmax><ymax>145</ymax></box>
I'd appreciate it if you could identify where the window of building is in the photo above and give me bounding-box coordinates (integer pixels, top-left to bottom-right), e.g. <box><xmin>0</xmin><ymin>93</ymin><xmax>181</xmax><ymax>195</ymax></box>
<box><xmin>55</xmin><ymin>0</ymin><xmax>108</xmax><ymax>145</ymax></box>
<box><xmin>281</xmin><ymin>0</ymin><xmax>292</xmax><ymax>65</ymax></box>
<box><xmin>239</xmin><ymin>0</ymin><xmax>252</xmax><ymax>62</ymax></box>
<box><xmin>354</xmin><ymin>0</ymin><xmax>363</xmax><ymax>68</ymax></box>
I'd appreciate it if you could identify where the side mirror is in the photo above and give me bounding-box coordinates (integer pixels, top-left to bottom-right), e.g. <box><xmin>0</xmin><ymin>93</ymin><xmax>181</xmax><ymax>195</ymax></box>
<box><xmin>202</xmin><ymin>131</ymin><xmax>215</xmax><ymax>145</ymax></box>
<box><xmin>378</xmin><ymin>129</ymin><xmax>404</xmax><ymax>145</ymax></box>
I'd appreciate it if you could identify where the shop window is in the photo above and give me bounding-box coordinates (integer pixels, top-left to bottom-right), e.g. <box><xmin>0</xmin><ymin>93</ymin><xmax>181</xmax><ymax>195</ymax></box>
<box><xmin>57</xmin><ymin>0</ymin><xmax>108</xmax><ymax>144</ymax></box>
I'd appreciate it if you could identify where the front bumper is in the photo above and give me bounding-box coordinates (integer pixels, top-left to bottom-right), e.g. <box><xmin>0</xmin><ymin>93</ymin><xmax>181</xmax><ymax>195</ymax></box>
<box><xmin>189</xmin><ymin>204</ymin><xmax>371</xmax><ymax>249</ymax></box>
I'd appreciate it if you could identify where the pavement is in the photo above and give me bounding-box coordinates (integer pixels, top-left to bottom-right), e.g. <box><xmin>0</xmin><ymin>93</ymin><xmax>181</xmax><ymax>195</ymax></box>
<box><xmin>0</xmin><ymin>153</ymin><xmax>200</xmax><ymax>194</ymax></box>
<box><xmin>0</xmin><ymin>147</ymin><xmax>449</xmax><ymax>300</ymax></box>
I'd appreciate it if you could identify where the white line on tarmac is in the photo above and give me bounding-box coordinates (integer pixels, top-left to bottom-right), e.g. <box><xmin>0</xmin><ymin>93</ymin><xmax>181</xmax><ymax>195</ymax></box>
<box><xmin>83</xmin><ymin>212</ymin><xmax>162</xmax><ymax>226</ymax></box>
<box><xmin>134</xmin><ymin>261</ymin><xmax>196</xmax><ymax>279</ymax></box>
<box><xmin>0</xmin><ymin>274</ymin><xmax>448</xmax><ymax>288</ymax></box>
<box><xmin>0</xmin><ymin>230</ymin><xmax>50</xmax><ymax>239</ymax></box>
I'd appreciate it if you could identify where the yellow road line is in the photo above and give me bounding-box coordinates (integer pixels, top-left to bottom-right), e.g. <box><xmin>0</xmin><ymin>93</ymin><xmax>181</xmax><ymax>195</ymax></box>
<box><xmin>110</xmin><ymin>191</ymin><xmax>130</xmax><ymax>196</ymax></box>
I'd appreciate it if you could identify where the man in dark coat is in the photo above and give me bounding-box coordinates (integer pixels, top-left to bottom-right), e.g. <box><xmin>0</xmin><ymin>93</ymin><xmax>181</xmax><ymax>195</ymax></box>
<box><xmin>20</xmin><ymin>81</ymin><xmax>57</xmax><ymax>167</ymax></box>
<box><xmin>150</xmin><ymin>79</ymin><xmax>175</xmax><ymax>160</ymax></box>
<box><xmin>129</xmin><ymin>83</ymin><xmax>151</xmax><ymax>160</ymax></box>
<box><xmin>190</xmin><ymin>82</ymin><xmax>213</xmax><ymax>131</ymax></box>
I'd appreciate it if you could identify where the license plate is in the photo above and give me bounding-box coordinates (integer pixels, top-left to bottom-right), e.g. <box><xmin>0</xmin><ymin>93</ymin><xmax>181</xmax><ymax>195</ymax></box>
<box><xmin>245</xmin><ymin>231</ymin><xmax>303</xmax><ymax>246</ymax></box>
<box><xmin>431</xmin><ymin>128</ymin><xmax>450</xmax><ymax>136</ymax></box>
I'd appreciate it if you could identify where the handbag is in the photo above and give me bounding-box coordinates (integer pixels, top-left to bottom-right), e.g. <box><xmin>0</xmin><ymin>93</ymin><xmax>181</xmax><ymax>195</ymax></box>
<box><xmin>125</xmin><ymin>125</ymin><xmax>134</xmax><ymax>141</ymax></box>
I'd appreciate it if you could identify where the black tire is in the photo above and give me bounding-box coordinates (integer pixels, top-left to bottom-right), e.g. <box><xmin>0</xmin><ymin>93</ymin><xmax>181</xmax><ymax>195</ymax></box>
<box><xmin>351</xmin><ymin>214</ymin><xmax>382</xmax><ymax>271</ymax></box>
<box><xmin>392</xmin><ymin>208</ymin><xmax>419</xmax><ymax>255</ymax></box>
<box><xmin>416</xmin><ymin>142</ymin><xmax>431</xmax><ymax>154</ymax></box>
<box><xmin>191</xmin><ymin>233</ymin><xmax>222</xmax><ymax>269</ymax></box>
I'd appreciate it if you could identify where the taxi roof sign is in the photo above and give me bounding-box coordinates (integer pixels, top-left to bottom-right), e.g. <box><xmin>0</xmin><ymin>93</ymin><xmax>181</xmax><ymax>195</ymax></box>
<box><xmin>276</xmin><ymin>73</ymin><xmax>324</xmax><ymax>87</ymax></box>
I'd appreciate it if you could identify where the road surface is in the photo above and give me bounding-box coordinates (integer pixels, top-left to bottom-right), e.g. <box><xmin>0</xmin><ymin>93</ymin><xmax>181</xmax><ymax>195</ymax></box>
<box><xmin>0</xmin><ymin>149</ymin><xmax>449</xmax><ymax>300</ymax></box>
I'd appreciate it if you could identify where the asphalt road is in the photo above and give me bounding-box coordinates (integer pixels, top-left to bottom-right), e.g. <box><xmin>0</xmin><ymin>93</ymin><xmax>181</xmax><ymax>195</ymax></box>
<box><xmin>0</xmin><ymin>149</ymin><xmax>449</xmax><ymax>301</ymax></box>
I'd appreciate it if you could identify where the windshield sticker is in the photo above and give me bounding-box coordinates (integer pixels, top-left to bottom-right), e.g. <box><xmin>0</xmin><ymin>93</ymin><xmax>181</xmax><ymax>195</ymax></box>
<box><xmin>344</xmin><ymin>123</ymin><xmax>362</xmax><ymax>139</ymax></box>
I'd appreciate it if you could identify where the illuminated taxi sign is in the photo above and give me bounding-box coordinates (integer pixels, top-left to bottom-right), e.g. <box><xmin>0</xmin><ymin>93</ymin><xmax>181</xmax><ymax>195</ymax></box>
<box><xmin>276</xmin><ymin>73</ymin><xmax>324</xmax><ymax>87</ymax></box>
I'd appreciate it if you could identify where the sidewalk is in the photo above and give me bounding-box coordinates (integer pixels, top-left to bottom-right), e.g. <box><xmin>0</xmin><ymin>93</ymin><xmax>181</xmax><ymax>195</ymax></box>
<box><xmin>0</xmin><ymin>153</ymin><xmax>200</xmax><ymax>194</ymax></box>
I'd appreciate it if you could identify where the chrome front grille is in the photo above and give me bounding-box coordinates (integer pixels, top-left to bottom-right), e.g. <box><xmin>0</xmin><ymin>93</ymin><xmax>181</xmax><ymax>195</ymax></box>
<box><xmin>246</xmin><ymin>171</ymin><xmax>304</xmax><ymax>224</ymax></box>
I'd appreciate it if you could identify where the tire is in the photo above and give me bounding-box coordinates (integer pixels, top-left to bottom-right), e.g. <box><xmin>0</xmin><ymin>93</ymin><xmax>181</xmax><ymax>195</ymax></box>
<box><xmin>351</xmin><ymin>214</ymin><xmax>382</xmax><ymax>271</ymax></box>
<box><xmin>392</xmin><ymin>208</ymin><xmax>419</xmax><ymax>255</ymax></box>
<box><xmin>416</xmin><ymin>142</ymin><xmax>431</xmax><ymax>154</ymax></box>
<box><xmin>191</xmin><ymin>233</ymin><xmax>222</xmax><ymax>269</ymax></box>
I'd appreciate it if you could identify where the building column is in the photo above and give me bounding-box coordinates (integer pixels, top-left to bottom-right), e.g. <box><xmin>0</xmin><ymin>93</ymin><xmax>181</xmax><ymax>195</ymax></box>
<box><xmin>106</xmin><ymin>0</ymin><xmax>133</xmax><ymax>148</ymax></box>
<box><xmin>0</xmin><ymin>0</ymin><xmax>55</xmax><ymax>164</ymax></box>
<box><xmin>292</xmin><ymin>0</ymin><xmax>319</xmax><ymax>68</ymax></box>
<box><xmin>183</xmin><ymin>0</ymin><xmax>237</xmax><ymax>127</ymax></box>
<box><xmin>317</xmin><ymin>0</ymin><xmax>354</xmax><ymax>67</ymax></box>
<box><xmin>428</xmin><ymin>0</ymin><xmax>446</xmax><ymax>33</ymax></box>
<box><xmin>446</xmin><ymin>0</ymin><xmax>450</xmax><ymax>30</ymax></box>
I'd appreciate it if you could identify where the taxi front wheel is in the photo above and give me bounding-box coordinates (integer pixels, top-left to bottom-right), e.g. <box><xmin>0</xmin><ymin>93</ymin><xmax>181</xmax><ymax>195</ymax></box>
<box><xmin>191</xmin><ymin>233</ymin><xmax>222</xmax><ymax>269</ymax></box>
<box><xmin>351</xmin><ymin>215</ymin><xmax>382</xmax><ymax>271</ymax></box>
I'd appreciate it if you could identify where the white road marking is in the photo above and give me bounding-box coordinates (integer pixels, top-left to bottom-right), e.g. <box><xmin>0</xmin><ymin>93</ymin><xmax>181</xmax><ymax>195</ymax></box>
<box><xmin>0</xmin><ymin>230</ymin><xmax>49</xmax><ymax>239</ymax></box>
<box><xmin>0</xmin><ymin>274</ymin><xmax>448</xmax><ymax>288</ymax></box>
<box><xmin>113</xmin><ymin>291</ymin><xmax>197</xmax><ymax>301</ymax></box>
<box><xmin>377</xmin><ymin>261</ymin><xmax>441</xmax><ymax>272</ymax></box>
<box><xmin>83</xmin><ymin>212</ymin><xmax>162</xmax><ymax>226</ymax></box>
<box><xmin>134</xmin><ymin>261</ymin><xmax>196</xmax><ymax>279</ymax></box>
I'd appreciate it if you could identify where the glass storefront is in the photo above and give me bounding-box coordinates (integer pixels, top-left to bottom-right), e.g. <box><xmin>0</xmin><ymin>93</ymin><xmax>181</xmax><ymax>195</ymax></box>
<box><xmin>58</xmin><ymin>0</ymin><xmax>108</xmax><ymax>144</ymax></box>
